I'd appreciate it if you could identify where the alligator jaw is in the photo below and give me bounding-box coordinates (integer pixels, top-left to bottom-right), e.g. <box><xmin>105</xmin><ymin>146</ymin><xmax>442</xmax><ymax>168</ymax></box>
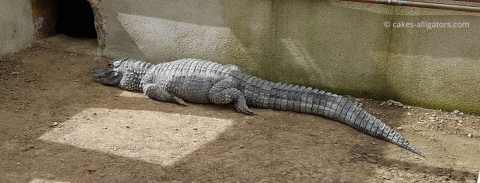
<box><xmin>92</xmin><ymin>67</ymin><xmax>107</xmax><ymax>82</ymax></box>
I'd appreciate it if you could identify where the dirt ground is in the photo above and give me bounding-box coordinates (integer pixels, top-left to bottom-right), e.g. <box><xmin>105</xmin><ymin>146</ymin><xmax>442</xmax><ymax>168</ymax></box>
<box><xmin>1</xmin><ymin>35</ymin><xmax>479</xmax><ymax>183</ymax></box>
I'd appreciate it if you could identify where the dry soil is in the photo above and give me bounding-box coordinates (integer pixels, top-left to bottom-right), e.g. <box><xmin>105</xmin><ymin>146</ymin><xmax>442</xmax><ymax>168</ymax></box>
<box><xmin>0</xmin><ymin>35</ymin><xmax>479</xmax><ymax>183</ymax></box>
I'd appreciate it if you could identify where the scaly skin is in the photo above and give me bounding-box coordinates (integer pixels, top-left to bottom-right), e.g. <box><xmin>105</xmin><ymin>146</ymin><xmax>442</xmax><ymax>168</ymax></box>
<box><xmin>92</xmin><ymin>58</ymin><xmax>424</xmax><ymax>156</ymax></box>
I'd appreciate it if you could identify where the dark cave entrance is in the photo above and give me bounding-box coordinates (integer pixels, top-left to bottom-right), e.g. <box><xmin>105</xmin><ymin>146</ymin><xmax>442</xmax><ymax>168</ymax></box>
<box><xmin>55</xmin><ymin>0</ymin><xmax>97</xmax><ymax>39</ymax></box>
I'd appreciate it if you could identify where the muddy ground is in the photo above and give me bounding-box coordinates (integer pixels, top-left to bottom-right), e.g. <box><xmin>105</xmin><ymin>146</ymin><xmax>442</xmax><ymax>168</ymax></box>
<box><xmin>0</xmin><ymin>35</ymin><xmax>479</xmax><ymax>183</ymax></box>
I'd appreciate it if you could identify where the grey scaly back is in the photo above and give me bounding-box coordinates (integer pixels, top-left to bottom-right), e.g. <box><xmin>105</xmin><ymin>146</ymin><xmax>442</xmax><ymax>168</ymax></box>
<box><xmin>92</xmin><ymin>58</ymin><xmax>424</xmax><ymax>156</ymax></box>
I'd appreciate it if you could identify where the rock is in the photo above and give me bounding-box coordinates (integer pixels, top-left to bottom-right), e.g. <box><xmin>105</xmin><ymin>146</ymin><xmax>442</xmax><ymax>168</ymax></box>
<box><xmin>85</xmin><ymin>166</ymin><xmax>97</xmax><ymax>173</ymax></box>
<box><xmin>467</xmin><ymin>133</ymin><xmax>472</xmax><ymax>138</ymax></box>
<box><xmin>51</xmin><ymin>122</ymin><xmax>60</xmax><ymax>128</ymax></box>
<box><xmin>394</xmin><ymin>102</ymin><xmax>404</xmax><ymax>107</ymax></box>
<box><xmin>21</xmin><ymin>145</ymin><xmax>35</xmax><ymax>151</ymax></box>
<box><xmin>383</xmin><ymin>99</ymin><xmax>404</xmax><ymax>107</ymax></box>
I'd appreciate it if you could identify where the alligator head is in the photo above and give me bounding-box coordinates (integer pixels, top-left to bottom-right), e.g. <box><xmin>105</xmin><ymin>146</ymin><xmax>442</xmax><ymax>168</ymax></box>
<box><xmin>92</xmin><ymin>58</ymin><xmax>127</xmax><ymax>86</ymax></box>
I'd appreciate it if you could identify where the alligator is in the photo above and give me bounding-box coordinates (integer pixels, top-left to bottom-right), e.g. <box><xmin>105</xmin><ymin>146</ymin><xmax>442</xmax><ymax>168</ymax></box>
<box><xmin>92</xmin><ymin>58</ymin><xmax>424</xmax><ymax>156</ymax></box>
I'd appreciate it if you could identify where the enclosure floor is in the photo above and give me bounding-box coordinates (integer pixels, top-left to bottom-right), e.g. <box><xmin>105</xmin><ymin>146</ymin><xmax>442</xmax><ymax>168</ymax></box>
<box><xmin>0</xmin><ymin>35</ymin><xmax>479</xmax><ymax>183</ymax></box>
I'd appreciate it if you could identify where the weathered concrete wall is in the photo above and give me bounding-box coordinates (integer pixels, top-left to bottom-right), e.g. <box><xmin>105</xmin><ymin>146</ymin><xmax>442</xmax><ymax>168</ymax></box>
<box><xmin>88</xmin><ymin>0</ymin><xmax>107</xmax><ymax>48</ymax></box>
<box><xmin>31</xmin><ymin>0</ymin><xmax>57</xmax><ymax>39</ymax></box>
<box><xmin>98</xmin><ymin>0</ymin><xmax>480</xmax><ymax>113</ymax></box>
<box><xmin>0</xmin><ymin>0</ymin><xmax>35</xmax><ymax>55</ymax></box>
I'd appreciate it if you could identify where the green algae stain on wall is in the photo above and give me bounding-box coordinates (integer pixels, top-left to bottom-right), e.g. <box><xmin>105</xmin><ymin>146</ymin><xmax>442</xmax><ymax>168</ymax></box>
<box><xmin>378</xmin><ymin>9</ymin><xmax>480</xmax><ymax>114</ymax></box>
<box><xmin>123</xmin><ymin>0</ymin><xmax>480</xmax><ymax>114</ymax></box>
<box><xmin>383</xmin><ymin>53</ymin><xmax>480</xmax><ymax>114</ymax></box>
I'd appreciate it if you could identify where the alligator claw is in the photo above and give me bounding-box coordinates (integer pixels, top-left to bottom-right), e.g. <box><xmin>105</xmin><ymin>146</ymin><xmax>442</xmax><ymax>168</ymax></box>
<box><xmin>236</xmin><ymin>104</ymin><xmax>255</xmax><ymax>115</ymax></box>
<box><xmin>172</xmin><ymin>96</ymin><xmax>188</xmax><ymax>106</ymax></box>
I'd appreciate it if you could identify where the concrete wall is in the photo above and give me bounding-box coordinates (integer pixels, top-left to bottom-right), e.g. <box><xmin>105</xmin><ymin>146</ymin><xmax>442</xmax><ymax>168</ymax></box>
<box><xmin>0</xmin><ymin>0</ymin><xmax>35</xmax><ymax>55</ymax></box>
<box><xmin>31</xmin><ymin>0</ymin><xmax>58</xmax><ymax>39</ymax></box>
<box><xmin>98</xmin><ymin>0</ymin><xmax>480</xmax><ymax>113</ymax></box>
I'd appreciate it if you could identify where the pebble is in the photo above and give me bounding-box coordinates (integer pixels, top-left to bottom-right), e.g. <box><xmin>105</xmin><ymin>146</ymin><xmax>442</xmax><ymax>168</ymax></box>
<box><xmin>52</xmin><ymin>122</ymin><xmax>59</xmax><ymax>126</ymax></box>
<box><xmin>367</xmin><ymin>158</ymin><xmax>377</xmax><ymax>163</ymax></box>
<box><xmin>388</xmin><ymin>100</ymin><xmax>404</xmax><ymax>107</ymax></box>
<box><xmin>478</xmin><ymin>171</ymin><xmax>480</xmax><ymax>183</ymax></box>
<box><xmin>467</xmin><ymin>133</ymin><xmax>472</xmax><ymax>138</ymax></box>
<box><xmin>396</xmin><ymin>127</ymin><xmax>403</xmax><ymax>130</ymax></box>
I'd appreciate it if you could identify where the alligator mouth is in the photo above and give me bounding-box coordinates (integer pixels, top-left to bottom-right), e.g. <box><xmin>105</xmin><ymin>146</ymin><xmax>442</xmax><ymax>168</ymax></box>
<box><xmin>92</xmin><ymin>67</ymin><xmax>108</xmax><ymax>82</ymax></box>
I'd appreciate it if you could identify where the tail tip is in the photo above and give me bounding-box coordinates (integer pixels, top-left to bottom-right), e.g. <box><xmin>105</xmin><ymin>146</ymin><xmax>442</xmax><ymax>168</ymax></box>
<box><xmin>410</xmin><ymin>147</ymin><xmax>425</xmax><ymax>158</ymax></box>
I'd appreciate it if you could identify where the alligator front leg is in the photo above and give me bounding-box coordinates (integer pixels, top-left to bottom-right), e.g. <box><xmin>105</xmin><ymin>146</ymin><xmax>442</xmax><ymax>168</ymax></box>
<box><xmin>143</xmin><ymin>84</ymin><xmax>187</xmax><ymax>106</ymax></box>
<box><xmin>209</xmin><ymin>78</ymin><xmax>255</xmax><ymax>115</ymax></box>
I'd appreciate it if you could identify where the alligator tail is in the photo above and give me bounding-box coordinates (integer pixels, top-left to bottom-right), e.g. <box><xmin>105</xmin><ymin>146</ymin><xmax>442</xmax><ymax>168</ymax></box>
<box><xmin>234</xmin><ymin>73</ymin><xmax>424</xmax><ymax>156</ymax></box>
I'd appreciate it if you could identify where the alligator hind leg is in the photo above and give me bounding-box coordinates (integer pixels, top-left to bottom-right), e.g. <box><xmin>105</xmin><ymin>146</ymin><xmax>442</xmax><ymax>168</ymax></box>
<box><xmin>144</xmin><ymin>84</ymin><xmax>187</xmax><ymax>106</ymax></box>
<box><xmin>209</xmin><ymin>78</ymin><xmax>255</xmax><ymax>115</ymax></box>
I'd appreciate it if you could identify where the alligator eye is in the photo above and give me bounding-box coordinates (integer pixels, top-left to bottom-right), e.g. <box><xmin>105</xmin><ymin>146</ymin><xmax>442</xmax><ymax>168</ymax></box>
<box><xmin>108</xmin><ymin>63</ymin><xmax>112</xmax><ymax>67</ymax></box>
